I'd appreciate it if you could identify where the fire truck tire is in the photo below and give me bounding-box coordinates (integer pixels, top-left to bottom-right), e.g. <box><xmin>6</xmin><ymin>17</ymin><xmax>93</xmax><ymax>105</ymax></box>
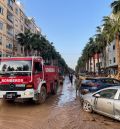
<box><xmin>51</xmin><ymin>82</ymin><xmax>58</xmax><ymax>95</ymax></box>
<box><xmin>36</xmin><ymin>86</ymin><xmax>47</xmax><ymax>104</ymax></box>
<box><xmin>6</xmin><ymin>99</ymin><xmax>15</xmax><ymax>103</ymax></box>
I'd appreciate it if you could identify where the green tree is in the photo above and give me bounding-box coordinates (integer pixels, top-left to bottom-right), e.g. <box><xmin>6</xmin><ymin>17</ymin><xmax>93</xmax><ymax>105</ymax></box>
<box><xmin>17</xmin><ymin>31</ymin><xmax>33</xmax><ymax>56</ymax></box>
<box><xmin>111</xmin><ymin>0</ymin><xmax>120</xmax><ymax>71</ymax></box>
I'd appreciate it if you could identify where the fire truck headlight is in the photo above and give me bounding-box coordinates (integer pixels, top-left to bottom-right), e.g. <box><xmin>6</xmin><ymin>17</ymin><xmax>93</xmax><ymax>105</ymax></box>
<box><xmin>24</xmin><ymin>91</ymin><xmax>33</xmax><ymax>96</ymax></box>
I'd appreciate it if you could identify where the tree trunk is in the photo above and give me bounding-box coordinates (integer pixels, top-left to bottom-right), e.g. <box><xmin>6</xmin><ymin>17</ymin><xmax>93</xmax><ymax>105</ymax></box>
<box><xmin>90</xmin><ymin>57</ymin><xmax>92</xmax><ymax>73</ymax></box>
<box><xmin>93</xmin><ymin>55</ymin><xmax>95</xmax><ymax>76</ymax></box>
<box><xmin>87</xmin><ymin>60</ymin><xmax>89</xmax><ymax>72</ymax></box>
<box><xmin>103</xmin><ymin>47</ymin><xmax>107</xmax><ymax>75</ymax></box>
<box><xmin>116</xmin><ymin>33</ymin><xmax>120</xmax><ymax>73</ymax></box>
<box><xmin>97</xmin><ymin>53</ymin><xmax>100</xmax><ymax>75</ymax></box>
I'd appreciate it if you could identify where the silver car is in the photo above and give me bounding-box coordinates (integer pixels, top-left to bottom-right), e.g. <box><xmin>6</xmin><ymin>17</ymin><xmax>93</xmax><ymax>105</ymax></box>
<box><xmin>82</xmin><ymin>86</ymin><xmax>120</xmax><ymax>121</ymax></box>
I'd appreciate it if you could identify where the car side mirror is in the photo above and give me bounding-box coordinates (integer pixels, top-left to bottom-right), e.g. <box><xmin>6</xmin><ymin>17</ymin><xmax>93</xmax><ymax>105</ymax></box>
<box><xmin>93</xmin><ymin>94</ymin><xmax>100</xmax><ymax>98</ymax></box>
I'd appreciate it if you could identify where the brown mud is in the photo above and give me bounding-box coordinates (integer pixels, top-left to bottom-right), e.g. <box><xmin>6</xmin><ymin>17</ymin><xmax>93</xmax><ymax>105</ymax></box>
<box><xmin>0</xmin><ymin>76</ymin><xmax>119</xmax><ymax>129</ymax></box>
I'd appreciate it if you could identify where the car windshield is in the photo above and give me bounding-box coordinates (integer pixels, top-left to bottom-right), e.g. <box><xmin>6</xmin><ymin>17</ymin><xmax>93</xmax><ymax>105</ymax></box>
<box><xmin>82</xmin><ymin>79</ymin><xmax>96</xmax><ymax>84</ymax></box>
<box><xmin>0</xmin><ymin>60</ymin><xmax>32</xmax><ymax>72</ymax></box>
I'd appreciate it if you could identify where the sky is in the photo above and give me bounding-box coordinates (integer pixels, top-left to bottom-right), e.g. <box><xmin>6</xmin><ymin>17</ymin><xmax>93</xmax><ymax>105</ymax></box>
<box><xmin>20</xmin><ymin>0</ymin><xmax>113</xmax><ymax>69</ymax></box>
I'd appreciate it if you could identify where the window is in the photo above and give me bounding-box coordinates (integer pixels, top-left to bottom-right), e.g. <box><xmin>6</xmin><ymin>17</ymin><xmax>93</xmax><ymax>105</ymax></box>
<box><xmin>21</xmin><ymin>25</ymin><xmax>23</xmax><ymax>31</ymax></box>
<box><xmin>97</xmin><ymin>89</ymin><xmax>117</xmax><ymax>99</ymax></box>
<box><xmin>0</xmin><ymin>21</ymin><xmax>3</xmax><ymax>30</ymax></box>
<box><xmin>6</xmin><ymin>43</ymin><xmax>12</xmax><ymax>49</ymax></box>
<box><xmin>15</xmin><ymin>19</ymin><xmax>18</xmax><ymax>27</ymax></box>
<box><xmin>7</xmin><ymin>11</ymin><xmax>13</xmax><ymax>23</ymax></box>
<box><xmin>109</xmin><ymin>60</ymin><xmax>111</xmax><ymax>64</ymax></box>
<box><xmin>0</xmin><ymin>6</ymin><xmax>4</xmax><ymax>15</ymax></box>
<box><xmin>104</xmin><ymin>79</ymin><xmax>114</xmax><ymax>84</ymax></box>
<box><xmin>7</xmin><ymin>0</ymin><xmax>13</xmax><ymax>9</ymax></box>
<box><xmin>15</xmin><ymin>8</ymin><xmax>18</xmax><ymax>15</ymax></box>
<box><xmin>113</xmin><ymin>45</ymin><xmax>115</xmax><ymax>50</ymax></box>
<box><xmin>21</xmin><ymin>16</ymin><xmax>24</xmax><ymax>21</ymax></box>
<box><xmin>34</xmin><ymin>62</ymin><xmax>42</xmax><ymax>73</ymax></box>
<box><xmin>0</xmin><ymin>60</ymin><xmax>32</xmax><ymax>72</ymax></box>
<box><xmin>113</xmin><ymin>79</ymin><xmax>120</xmax><ymax>85</ymax></box>
<box><xmin>113</xmin><ymin>57</ymin><xmax>116</xmax><ymax>63</ymax></box>
<box><xmin>0</xmin><ymin>36</ymin><xmax>2</xmax><ymax>44</ymax></box>
<box><xmin>118</xmin><ymin>94</ymin><xmax>120</xmax><ymax>100</ymax></box>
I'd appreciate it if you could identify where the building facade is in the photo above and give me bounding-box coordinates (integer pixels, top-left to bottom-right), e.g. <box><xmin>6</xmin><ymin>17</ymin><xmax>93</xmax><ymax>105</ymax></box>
<box><xmin>0</xmin><ymin>0</ymin><xmax>40</xmax><ymax>57</ymax></box>
<box><xmin>85</xmin><ymin>40</ymin><xmax>118</xmax><ymax>75</ymax></box>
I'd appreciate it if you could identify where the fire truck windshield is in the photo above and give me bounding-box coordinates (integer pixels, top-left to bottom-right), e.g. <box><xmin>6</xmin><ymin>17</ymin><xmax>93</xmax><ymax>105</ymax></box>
<box><xmin>0</xmin><ymin>60</ymin><xmax>32</xmax><ymax>72</ymax></box>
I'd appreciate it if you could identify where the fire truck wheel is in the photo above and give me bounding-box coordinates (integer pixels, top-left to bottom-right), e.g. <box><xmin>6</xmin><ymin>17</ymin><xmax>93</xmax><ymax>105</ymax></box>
<box><xmin>6</xmin><ymin>99</ymin><xmax>15</xmax><ymax>103</ymax></box>
<box><xmin>51</xmin><ymin>82</ymin><xmax>58</xmax><ymax>95</ymax></box>
<box><xmin>36</xmin><ymin>86</ymin><xmax>47</xmax><ymax>104</ymax></box>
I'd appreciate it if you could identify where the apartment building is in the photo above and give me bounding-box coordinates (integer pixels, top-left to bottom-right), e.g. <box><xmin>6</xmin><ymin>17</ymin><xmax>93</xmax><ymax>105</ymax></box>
<box><xmin>85</xmin><ymin>41</ymin><xmax>118</xmax><ymax>75</ymax></box>
<box><xmin>105</xmin><ymin>41</ymin><xmax>117</xmax><ymax>74</ymax></box>
<box><xmin>0</xmin><ymin>0</ymin><xmax>41</xmax><ymax>57</ymax></box>
<box><xmin>94</xmin><ymin>41</ymin><xmax>117</xmax><ymax>75</ymax></box>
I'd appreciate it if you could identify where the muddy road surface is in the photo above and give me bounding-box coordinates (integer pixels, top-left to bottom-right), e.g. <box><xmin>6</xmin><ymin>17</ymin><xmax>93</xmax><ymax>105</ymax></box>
<box><xmin>0</xmin><ymin>76</ymin><xmax>119</xmax><ymax>129</ymax></box>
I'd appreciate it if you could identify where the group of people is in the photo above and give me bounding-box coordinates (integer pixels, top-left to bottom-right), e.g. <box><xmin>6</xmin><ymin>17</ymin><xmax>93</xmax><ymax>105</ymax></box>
<box><xmin>69</xmin><ymin>73</ymin><xmax>82</xmax><ymax>99</ymax></box>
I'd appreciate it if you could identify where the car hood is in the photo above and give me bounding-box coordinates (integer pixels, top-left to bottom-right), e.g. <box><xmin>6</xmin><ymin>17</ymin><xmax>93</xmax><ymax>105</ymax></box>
<box><xmin>82</xmin><ymin>93</ymin><xmax>93</xmax><ymax>99</ymax></box>
<box><xmin>82</xmin><ymin>93</ymin><xmax>95</xmax><ymax>105</ymax></box>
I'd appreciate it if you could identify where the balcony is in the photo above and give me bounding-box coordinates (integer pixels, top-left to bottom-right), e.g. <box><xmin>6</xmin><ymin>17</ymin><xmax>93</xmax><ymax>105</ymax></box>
<box><xmin>7</xmin><ymin>15</ymin><xmax>13</xmax><ymax>23</ymax></box>
<box><xmin>7</xmin><ymin>24</ymin><xmax>13</xmax><ymax>36</ymax></box>
<box><xmin>7</xmin><ymin>10</ymin><xmax>14</xmax><ymax>23</ymax></box>
<box><xmin>7</xmin><ymin>0</ymin><xmax>14</xmax><ymax>11</ymax></box>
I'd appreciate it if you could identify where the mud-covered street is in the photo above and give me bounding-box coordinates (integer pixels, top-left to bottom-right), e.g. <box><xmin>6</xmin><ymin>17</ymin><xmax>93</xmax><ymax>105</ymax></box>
<box><xmin>0</xmin><ymin>76</ymin><xmax>119</xmax><ymax>129</ymax></box>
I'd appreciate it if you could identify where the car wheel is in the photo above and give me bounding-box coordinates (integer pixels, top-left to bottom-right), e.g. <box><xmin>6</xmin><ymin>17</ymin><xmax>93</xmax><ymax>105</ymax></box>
<box><xmin>83</xmin><ymin>101</ymin><xmax>92</xmax><ymax>113</ymax></box>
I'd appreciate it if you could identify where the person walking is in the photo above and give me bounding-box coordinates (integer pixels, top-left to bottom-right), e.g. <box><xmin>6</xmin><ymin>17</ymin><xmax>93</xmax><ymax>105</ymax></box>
<box><xmin>69</xmin><ymin>73</ymin><xmax>73</xmax><ymax>84</ymax></box>
<box><xmin>74</xmin><ymin>74</ymin><xmax>82</xmax><ymax>99</ymax></box>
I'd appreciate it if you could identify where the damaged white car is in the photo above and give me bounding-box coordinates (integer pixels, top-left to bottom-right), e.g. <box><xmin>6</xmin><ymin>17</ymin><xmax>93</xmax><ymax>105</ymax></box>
<box><xmin>82</xmin><ymin>86</ymin><xmax>120</xmax><ymax>121</ymax></box>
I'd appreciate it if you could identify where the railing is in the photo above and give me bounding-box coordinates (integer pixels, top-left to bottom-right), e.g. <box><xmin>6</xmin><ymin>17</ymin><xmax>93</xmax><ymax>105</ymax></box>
<box><xmin>7</xmin><ymin>31</ymin><xmax>13</xmax><ymax>36</ymax></box>
<box><xmin>7</xmin><ymin>16</ymin><xmax>13</xmax><ymax>23</ymax></box>
<box><xmin>7</xmin><ymin>4</ymin><xmax>13</xmax><ymax>11</ymax></box>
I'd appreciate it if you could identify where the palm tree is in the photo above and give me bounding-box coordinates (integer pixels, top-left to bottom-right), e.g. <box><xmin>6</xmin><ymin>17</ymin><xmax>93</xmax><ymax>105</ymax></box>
<box><xmin>111</xmin><ymin>0</ymin><xmax>120</xmax><ymax>15</ymax></box>
<box><xmin>103</xmin><ymin>15</ymin><xmax>120</xmax><ymax>71</ymax></box>
<box><xmin>111</xmin><ymin>0</ymin><xmax>120</xmax><ymax>72</ymax></box>
<box><xmin>82</xmin><ymin>43</ymin><xmax>90</xmax><ymax>72</ymax></box>
<box><xmin>17</xmin><ymin>32</ymin><xmax>69</xmax><ymax>72</ymax></box>
<box><xmin>95</xmin><ymin>26</ymin><xmax>109</xmax><ymax>74</ymax></box>
<box><xmin>87</xmin><ymin>37</ymin><xmax>96</xmax><ymax>74</ymax></box>
<box><xmin>17</xmin><ymin>31</ymin><xmax>33</xmax><ymax>56</ymax></box>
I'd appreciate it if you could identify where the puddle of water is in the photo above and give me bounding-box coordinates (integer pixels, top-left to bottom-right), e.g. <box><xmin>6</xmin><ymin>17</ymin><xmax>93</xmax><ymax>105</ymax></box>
<box><xmin>58</xmin><ymin>76</ymin><xmax>76</xmax><ymax>106</ymax></box>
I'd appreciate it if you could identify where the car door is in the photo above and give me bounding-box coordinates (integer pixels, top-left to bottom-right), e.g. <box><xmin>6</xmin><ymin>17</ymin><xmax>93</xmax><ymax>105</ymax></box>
<box><xmin>114</xmin><ymin>91</ymin><xmax>120</xmax><ymax>120</ymax></box>
<box><xmin>94</xmin><ymin>89</ymin><xmax>117</xmax><ymax>116</ymax></box>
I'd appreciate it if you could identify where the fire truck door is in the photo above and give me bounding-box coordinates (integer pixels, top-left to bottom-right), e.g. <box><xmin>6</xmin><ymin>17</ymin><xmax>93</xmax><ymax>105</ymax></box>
<box><xmin>33</xmin><ymin>62</ymin><xmax>43</xmax><ymax>90</ymax></box>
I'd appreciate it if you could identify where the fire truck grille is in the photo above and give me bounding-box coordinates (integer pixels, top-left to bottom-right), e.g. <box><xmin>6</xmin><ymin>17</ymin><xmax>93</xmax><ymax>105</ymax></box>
<box><xmin>0</xmin><ymin>84</ymin><xmax>26</xmax><ymax>91</ymax></box>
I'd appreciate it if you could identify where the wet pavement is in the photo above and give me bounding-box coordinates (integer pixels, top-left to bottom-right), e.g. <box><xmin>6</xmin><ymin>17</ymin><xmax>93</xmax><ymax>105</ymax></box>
<box><xmin>0</xmin><ymin>76</ymin><xmax>119</xmax><ymax>129</ymax></box>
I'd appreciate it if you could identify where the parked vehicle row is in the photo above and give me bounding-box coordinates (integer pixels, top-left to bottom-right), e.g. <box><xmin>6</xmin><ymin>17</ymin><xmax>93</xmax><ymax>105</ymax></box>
<box><xmin>80</xmin><ymin>77</ymin><xmax>120</xmax><ymax>94</ymax></box>
<box><xmin>79</xmin><ymin>77</ymin><xmax>120</xmax><ymax>121</ymax></box>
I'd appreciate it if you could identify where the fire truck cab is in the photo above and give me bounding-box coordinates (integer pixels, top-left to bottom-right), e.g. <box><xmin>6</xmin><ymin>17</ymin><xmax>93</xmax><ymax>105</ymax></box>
<box><xmin>0</xmin><ymin>57</ymin><xmax>59</xmax><ymax>103</ymax></box>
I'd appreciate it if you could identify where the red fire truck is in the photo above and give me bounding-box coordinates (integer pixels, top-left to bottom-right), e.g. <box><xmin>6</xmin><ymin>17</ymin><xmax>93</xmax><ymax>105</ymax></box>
<box><xmin>0</xmin><ymin>57</ymin><xmax>60</xmax><ymax>103</ymax></box>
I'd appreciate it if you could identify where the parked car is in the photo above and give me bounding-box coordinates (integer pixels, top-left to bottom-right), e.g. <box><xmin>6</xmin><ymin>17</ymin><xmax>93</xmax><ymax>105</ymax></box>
<box><xmin>82</xmin><ymin>86</ymin><xmax>120</xmax><ymax>121</ymax></box>
<box><xmin>80</xmin><ymin>77</ymin><xmax>120</xmax><ymax>94</ymax></box>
